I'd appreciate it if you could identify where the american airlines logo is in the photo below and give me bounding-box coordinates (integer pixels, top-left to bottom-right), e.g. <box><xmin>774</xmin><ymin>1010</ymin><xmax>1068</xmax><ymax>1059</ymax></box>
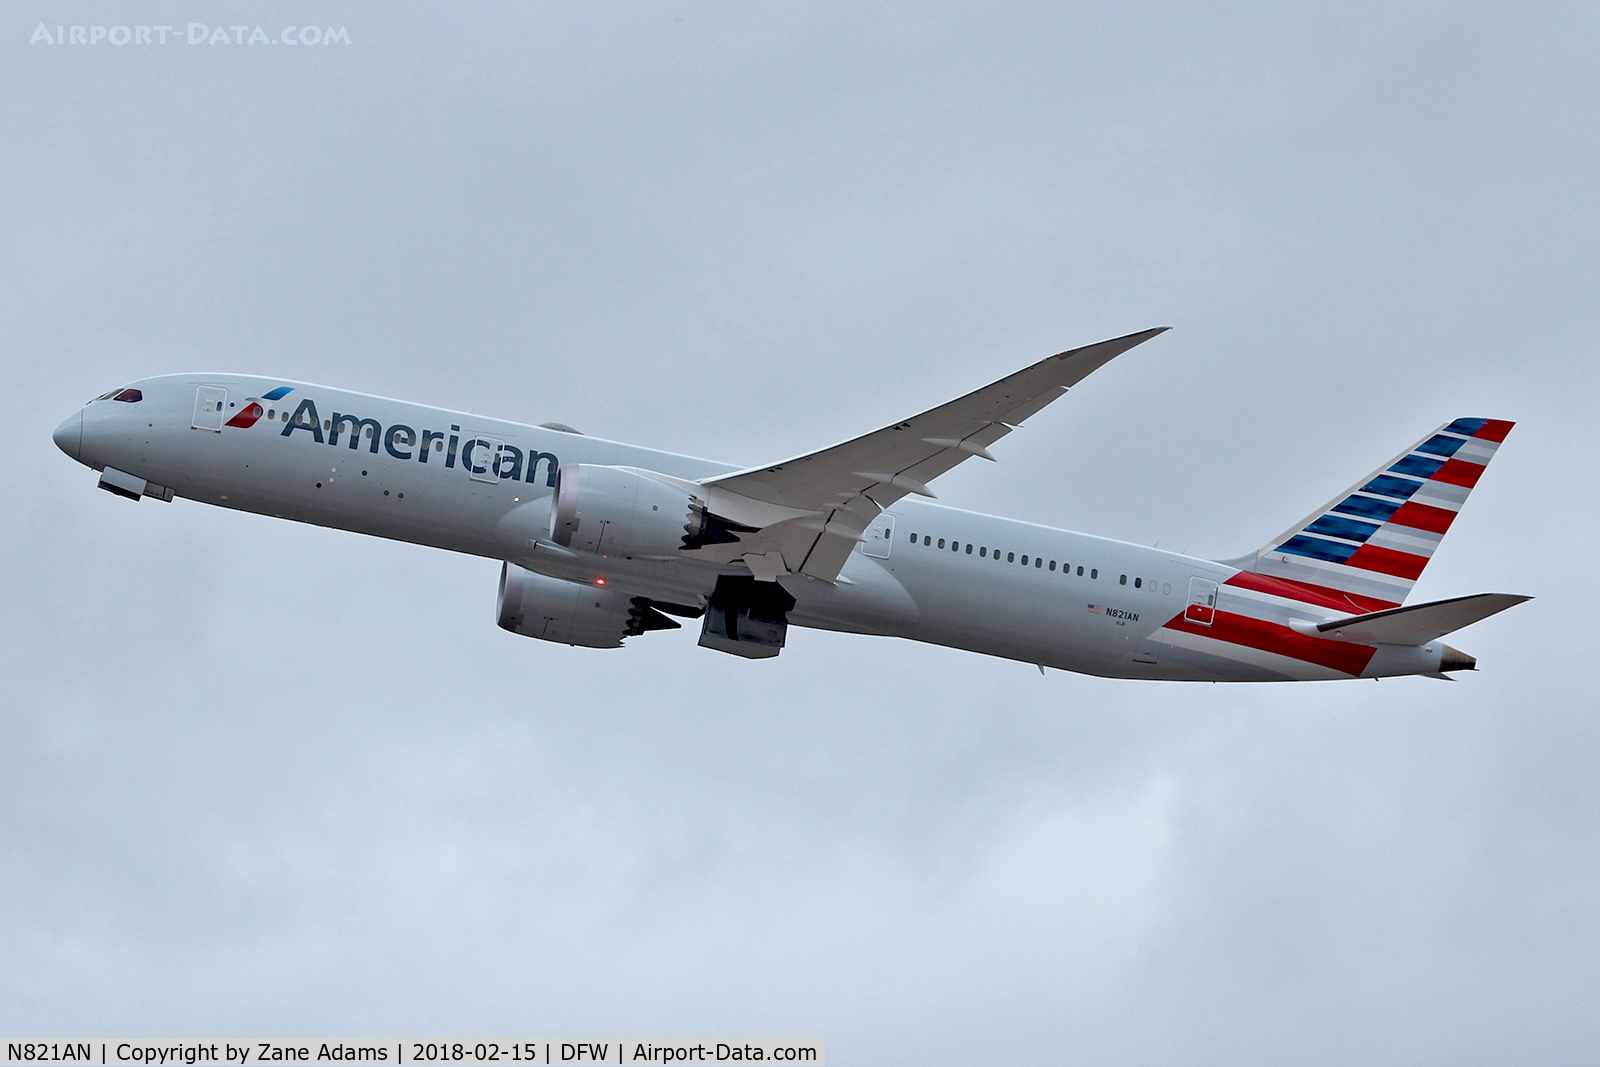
<box><xmin>225</xmin><ymin>387</ymin><xmax>293</xmax><ymax>429</ymax></box>
<box><xmin>265</xmin><ymin>395</ymin><xmax>559</xmax><ymax>487</ymax></box>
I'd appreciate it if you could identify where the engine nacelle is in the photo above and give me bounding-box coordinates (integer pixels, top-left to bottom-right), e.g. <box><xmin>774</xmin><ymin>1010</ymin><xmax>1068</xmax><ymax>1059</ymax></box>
<box><xmin>496</xmin><ymin>563</ymin><xmax>681</xmax><ymax>649</ymax></box>
<box><xmin>548</xmin><ymin>464</ymin><xmax>696</xmax><ymax>556</ymax></box>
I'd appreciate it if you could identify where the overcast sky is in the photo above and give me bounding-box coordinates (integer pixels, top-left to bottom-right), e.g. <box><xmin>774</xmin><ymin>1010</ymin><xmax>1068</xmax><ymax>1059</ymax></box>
<box><xmin>3</xmin><ymin>2</ymin><xmax>1598</xmax><ymax>1062</ymax></box>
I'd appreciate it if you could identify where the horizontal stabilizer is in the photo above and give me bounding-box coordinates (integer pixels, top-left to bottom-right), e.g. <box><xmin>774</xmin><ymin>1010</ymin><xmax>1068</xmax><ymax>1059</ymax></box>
<box><xmin>1309</xmin><ymin>592</ymin><xmax>1530</xmax><ymax>646</ymax></box>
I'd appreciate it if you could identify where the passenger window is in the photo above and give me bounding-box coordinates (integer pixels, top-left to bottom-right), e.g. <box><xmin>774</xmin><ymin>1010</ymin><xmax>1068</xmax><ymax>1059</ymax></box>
<box><xmin>1134</xmin><ymin>577</ymin><xmax>1142</xmax><ymax>588</ymax></box>
<box><xmin>1091</xmin><ymin>569</ymin><xmax>1098</xmax><ymax>579</ymax></box>
<box><xmin>1049</xmin><ymin>561</ymin><xmax>1056</xmax><ymax>571</ymax></box>
<box><xmin>952</xmin><ymin>542</ymin><xmax>960</xmax><ymax>551</ymax></box>
<box><xmin>1007</xmin><ymin>552</ymin><xmax>1015</xmax><ymax>563</ymax></box>
<box><xmin>965</xmin><ymin>544</ymin><xmax>973</xmax><ymax>554</ymax></box>
<box><xmin>1035</xmin><ymin>557</ymin><xmax>1042</xmax><ymax>568</ymax></box>
<box><xmin>1020</xmin><ymin>555</ymin><xmax>1028</xmax><ymax>565</ymax></box>
<box><xmin>266</xmin><ymin>409</ymin><xmax>275</xmax><ymax>419</ymax></box>
<box><xmin>979</xmin><ymin>547</ymin><xmax>986</xmax><ymax>557</ymax></box>
<box><xmin>938</xmin><ymin>538</ymin><xmax>945</xmax><ymax>549</ymax></box>
<box><xmin>1077</xmin><ymin>566</ymin><xmax>1084</xmax><ymax>576</ymax></box>
<box><xmin>1120</xmin><ymin>574</ymin><xmax>1127</xmax><ymax>585</ymax></box>
<box><xmin>909</xmin><ymin>533</ymin><xmax>918</xmax><ymax>543</ymax></box>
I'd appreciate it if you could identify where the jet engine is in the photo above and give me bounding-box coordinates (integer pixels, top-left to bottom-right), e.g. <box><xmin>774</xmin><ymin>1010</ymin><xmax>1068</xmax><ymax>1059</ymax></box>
<box><xmin>496</xmin><ymin>563</ymin><xmax>679</xmax><ymax>648</ymax></box>
<box><xmin>547</xmin><ymin>464</ymin><xmax>703</xmax><ymax>556</ymax></box>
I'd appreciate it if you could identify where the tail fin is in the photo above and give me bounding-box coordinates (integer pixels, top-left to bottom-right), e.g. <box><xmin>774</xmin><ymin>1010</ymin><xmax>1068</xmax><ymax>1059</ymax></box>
<box><xmin>1228</xmin><ymin>418</ymin><xmax>1515</xmax><ymax>610</ymax></box>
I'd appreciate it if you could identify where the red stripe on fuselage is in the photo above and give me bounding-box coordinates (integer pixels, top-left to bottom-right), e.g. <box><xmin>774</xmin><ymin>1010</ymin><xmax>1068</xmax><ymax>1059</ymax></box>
<box><xmin>1162</xmin><ymin>610</ymin><xmax>1377</xmax><ymax>676</ymax></box>
<box><xmin>1387</xmin><ymin>500</ymin><xmax>1457</xmax><ymax>534</ymax></box>
<box><xmin>1474</xmin><ymin>419</ymin><xmax>1515</xmax><ymax>443</ymax></box>
<box><xmin>1345</xmin><ymin>543</ymin><xmax>1429</xmax><ymax>579</ymax></box>
<box><xmin>1223</xmin><ymin>571</ymin><xmax>1398</xmax><ymax>613</ymax></box>
<box><xmin>1432</xmin><ymin>458</ymin><xmax>1485</xmax><ymax>488</ymax></box>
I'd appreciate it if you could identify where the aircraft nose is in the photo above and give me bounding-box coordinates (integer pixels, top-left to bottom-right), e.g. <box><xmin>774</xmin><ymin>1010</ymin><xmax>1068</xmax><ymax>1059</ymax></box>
<box><xmin>53</xmin><ymin>410</ymin><xmax>82</xmax><ymax>461</ymax></box>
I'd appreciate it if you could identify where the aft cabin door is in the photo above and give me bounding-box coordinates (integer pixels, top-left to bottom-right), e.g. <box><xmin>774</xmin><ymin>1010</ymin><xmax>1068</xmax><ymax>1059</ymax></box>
<box><xmin>192</xmin><ymin>386</ymin><xmax>227</xmax><ymax>432</ymax></box>
<box><xmin>1186</xmin><ymin>577</ymin><xmax>1219</xmax><ymax>626</ymax></box>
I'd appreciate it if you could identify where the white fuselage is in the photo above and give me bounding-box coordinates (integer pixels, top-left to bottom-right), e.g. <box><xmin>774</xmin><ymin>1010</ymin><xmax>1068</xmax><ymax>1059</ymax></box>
<box><xmin>54</xmin><ymin>373</ymin><xmax>1446</xmax><ymax>681</ymax></box>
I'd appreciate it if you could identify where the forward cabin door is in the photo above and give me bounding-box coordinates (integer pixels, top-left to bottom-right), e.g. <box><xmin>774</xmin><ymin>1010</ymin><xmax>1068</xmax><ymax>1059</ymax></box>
<box><xmin>192</xmin><ymin>386</ymin><xmax>227</xmax><ymax>432</ymax></box>
<box><xmin>1186</xmin><ymin>577</ymin><xmax>1219</xmax><ymax>626</ymax></box>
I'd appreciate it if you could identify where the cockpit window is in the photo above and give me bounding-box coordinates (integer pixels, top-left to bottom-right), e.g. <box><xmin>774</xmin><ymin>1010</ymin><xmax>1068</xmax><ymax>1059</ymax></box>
<box><xmin>112</xmin><ymin>388</ymin><xmax>142</xmax><ymax>403</ymax></box>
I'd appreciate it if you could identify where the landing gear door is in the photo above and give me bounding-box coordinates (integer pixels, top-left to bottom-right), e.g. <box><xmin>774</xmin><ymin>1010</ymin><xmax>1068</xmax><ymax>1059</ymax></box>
<box><xmin>192</xmin><ymin>386</ymin><xmax>227</xmax><ymax>432</ymax></box>
<box><xmin>862</xmin><ymin>515</ymin><xmax>895</xmax><ymax>559</ymax></box>
<box><xmin>1186</xmin><ymin>577</ymin><xmax>1219</xmax><ymax>626</ymax></box>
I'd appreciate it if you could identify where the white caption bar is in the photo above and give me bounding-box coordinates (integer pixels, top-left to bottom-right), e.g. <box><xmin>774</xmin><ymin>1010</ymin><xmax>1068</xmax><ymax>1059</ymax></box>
<box><xmin>3</xmin><ymin>1044</ymin><xmax>822</xmax><ymax>1067</ymax></box>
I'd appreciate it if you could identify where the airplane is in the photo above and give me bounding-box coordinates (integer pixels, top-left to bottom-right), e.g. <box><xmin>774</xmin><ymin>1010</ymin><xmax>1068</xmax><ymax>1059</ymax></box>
<box><xmin>51</xmin><ymin>328</ymin><xmax>1529</xmax><ymax>681</ymax></box>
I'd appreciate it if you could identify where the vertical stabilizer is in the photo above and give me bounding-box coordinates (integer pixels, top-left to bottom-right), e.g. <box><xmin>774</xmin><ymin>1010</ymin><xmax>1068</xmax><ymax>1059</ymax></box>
<box><xmin>1232</xmin><ymin>419</ymin><xmax>1514</xmax><ymax>610</ymax></box>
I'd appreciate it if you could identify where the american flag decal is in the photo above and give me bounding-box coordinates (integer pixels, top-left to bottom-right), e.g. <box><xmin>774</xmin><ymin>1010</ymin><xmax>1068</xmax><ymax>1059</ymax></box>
<box><xmin>1087</xmin><ymin>604</ymin><xmax>1103</xmax><ymax>613</ymax></box>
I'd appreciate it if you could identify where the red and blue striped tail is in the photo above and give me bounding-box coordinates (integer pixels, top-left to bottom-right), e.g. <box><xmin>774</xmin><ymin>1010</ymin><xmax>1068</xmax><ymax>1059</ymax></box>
<box><xmin>1232</xmin><ymin>418</ymin><xmax>1514</xmax><ymax>611</ymax></box>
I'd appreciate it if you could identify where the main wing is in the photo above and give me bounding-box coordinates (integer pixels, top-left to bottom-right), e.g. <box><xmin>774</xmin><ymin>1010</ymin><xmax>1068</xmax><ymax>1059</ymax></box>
<box><xmin>688</xmin><ymin>327</ymin><xmax>1169</xmax><ymax>581</ymax></box>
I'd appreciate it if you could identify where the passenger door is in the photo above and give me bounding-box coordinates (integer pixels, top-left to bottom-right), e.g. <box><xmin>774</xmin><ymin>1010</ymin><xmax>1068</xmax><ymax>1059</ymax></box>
<box><xmin>1185</xmin><ymin>577</ymin><xmax>1219</xmax><ymax>626</ymax></box>
<box><xmin>862</xmin><ymin>515</ymin><xmax>895</xmax><ymax>559</ymax></box>
<box><xmin>192</xmin><ymin>386</ymin><xmax>227</xmax><ymax>432</ymax></box>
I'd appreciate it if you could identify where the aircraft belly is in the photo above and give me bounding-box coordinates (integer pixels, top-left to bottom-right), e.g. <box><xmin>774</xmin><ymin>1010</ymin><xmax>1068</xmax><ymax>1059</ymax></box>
<box><xmin>170</xmin><ymin>443</ymin><xmax>523</xmax><ymax>559</ymax></box>
<box><xmin>862</xmin><ymin>519</ymin><xmax>1183</xmax><ymax>675</ymax></box>
<box><xmin>893</xmin><ymin>564</ymin><xmax>1113</xmax><ymax>671</ymax></box>
<box><xmin>1146</xmin><ymin>626</ymin><xmax>1348</xmax><ymax>681</ymax></box>
<box><xmin>784</xmin><ymin>557</ymin><xmax>918</xmax><ymax>636</ymax></box>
